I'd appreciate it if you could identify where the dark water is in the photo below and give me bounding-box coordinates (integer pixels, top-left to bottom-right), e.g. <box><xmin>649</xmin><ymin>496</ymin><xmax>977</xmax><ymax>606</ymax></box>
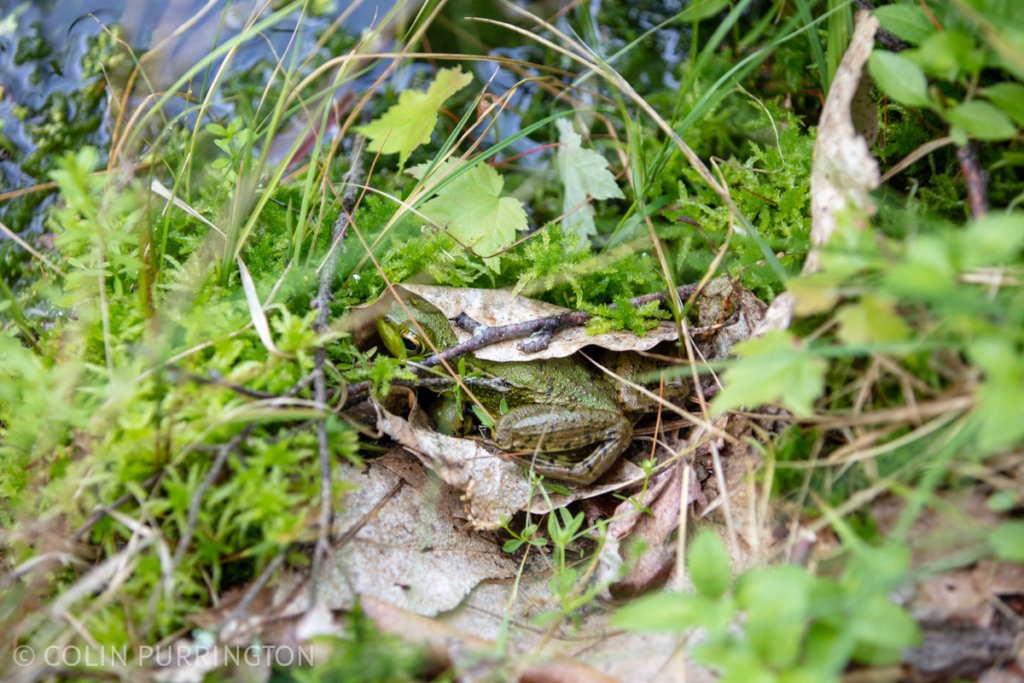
<box><xmin>0</xmin><ymin>0</ymin><xmax>692</xmax><ymax>238</ymax></box>
<box><xmin>0</xmin><ymin>0</ymin><xmax>396</xmax><ymax>232</ymax></box>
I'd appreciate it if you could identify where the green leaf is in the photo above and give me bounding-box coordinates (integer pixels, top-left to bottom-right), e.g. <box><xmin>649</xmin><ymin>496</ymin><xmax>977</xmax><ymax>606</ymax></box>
<box><xmin>981</xmin><ymin>82</ymin><xmax>1024</xmax><ymax>125</ymax></box>
<box><xmin>737</xmin><ymin>566</ymin><xmax>812</xmax><ymax>669</ymax></box>
<box><xmin>804</xmin><ymin>618</ymin><xmax>857</xmax><ymax>675</ymax></box>
<box><xmin>779</xmin><ymin>669</ymin><xmax>839</xmax><ymax>683</ymax></box>
<box><xmin>613</xmin><ymin>591</ymin><xmax>735</xmax><ymax>634</ymax></box>
<box><xmin>967</xmin><ymin>337</ymin><xmax>1024</xmax><ymax>453</ymax></box>
<box><xmin>842</xmin><ymin>543</ymin><xmax>911</xmax><ymax>594</ymax></box>
<box><xmin>788</xmin><ymin>272</ymin><xmax>842</xmax><ymax>316</ymax></box>
<box><xmin>974</xmin><ymin>374</ymin><xmax>1024</xmax><ymax>454</ymax></box>
<box><xmin>692</xmin><ymin>642</ymin><xmax>773</xmax><ymax>683</ymax></box>
<box><xmin>907</xmin><ymin>30</ymin><xmax>980</xmax><ymax>80</ymax></box>
<box><xmin>849</xmin><ymin>595</ymin><xmax>921</xmax><ymax>652</ymax></box>
<box><xmin>555</xmin><ymin>119</ymin><xmax>624</xmax><ymax>240</ymax></box>
<box><xmin>409</xmin><ymin>161</ymin><xmax>529</xmax><ymax>271</ymax></box>
<box><xmin>612</xmin><ymin>591</ymin><xmax>703</xmax><ymax>631</ymax></box>
<box><xmin>987</xmin><ymin>491</ymin><xmax>1019</xmax><ymax>513</ymax></box>
<box><xmin>990</xmin><ymin>521</ymin><xmax>1024</xmax><ymax>562</ymax></box>
<box><xmin>873</xmin><ymin>5</ymin><xmax>935</xmax><ymax>45</ymax></box>
<box><xmin>945</xmin><ymin>100</ymin><xmax>1018</xmax><ymax>141</ymax></box>
<box><xmin>471</xmin><ymin>402</ymin><xmax>494</xmax><ymax>428</ymax></box>
<box><xmin>835</xmin><ymin>294</ymin><xmax>909</xmax><ymax>346</ymax></box>
<box><xmin>818</xmin><ymin>216</ymin><xmax>885</xmax><ymax>278</ymax></box>
<box><xmin>884</xmin><ymin>235</ymin><xmax>956</xmax><ymax>298</ymax></box>
<box><xmin>868</xmin><ymin>51</ymin><xmax>930</xmax><ymax>107</ymax></box>
<box><xmin>960</xmin><ymin>212</ymin><xmax>1024</xmax><ymax>268</ymax></box>
<box><xmin>687</xmin><ymin>530</ymin><xmax>732</xmax><ymax>598</ymax></box>
<box><xmin>678</xmin><ymin>0</ymin><xmax>731</xmax><ymax>22</ymax></box>
<box><xmin>712</xmin><ymin>331</ymin><xmax>826</xmax><ymax>416</ymax></box>
<box><xmin>355</xmin><ymin>67</ymin><xmax>473</xmax><ymax>167</ymax></box>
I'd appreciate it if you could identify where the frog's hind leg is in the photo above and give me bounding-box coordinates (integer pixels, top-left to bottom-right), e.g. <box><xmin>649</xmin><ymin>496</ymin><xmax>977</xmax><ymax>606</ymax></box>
<box><xmin>529</xmin><ymin>415</ymin><xmax>632</xmax><ymax>486</ymax></box>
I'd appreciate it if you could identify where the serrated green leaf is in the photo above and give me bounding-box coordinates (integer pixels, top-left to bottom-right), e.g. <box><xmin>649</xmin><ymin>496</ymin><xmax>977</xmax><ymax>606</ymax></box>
<box><xmin>712</xmin><ymin>331</ymin><xmax>826</xmax><ymax>416</ymax></box>
<box><xmin>555</xmin><ymin>119</ymin><xmax>624</xmax><ymax>240</ymax></box>
<box><xmin>836</xmin><ymin>294</ymin><xmax>909</xmax><ymax>346</ymax></box>
<box><xmin>409</xmin><ymin>161</ymin><xmax>528</xmax><ymax>271</ymax></box>
<box><xmin>945</xmin><ymin>100</ymin><xmax>1017</xmax><ymax>141</ymax></box>
<box><xmin>981</xmin><ymin>82</ymin><xmax>1024</xmax><ymax>125</ymax></box>
<box><xmin>355</xmin><ymin>67</ymin><xmax>473</xmax><ymax>167</ymax></box>
<box><xmin>688</xmin><ymin>530</ymin><xmax>732</xmax><ymax>598</ymax></box>
<box><xmin>990</xmin><ymin>521</ymin><xmax>1024</xmax><ymax>562</ymax></box>
<box><xmin>819</xmin><ymin>217</ymin><xmax>884</xmax><ymax>278</ymax></box>
<box><xmin>868</xmin><ymin>51</ymin><xmax>930</xmax><ymax>107</ymax></box>
<box><xmin>873</xmin><ymin>5</ymin><xmax>935</xmax><ymax>45</ymax></box>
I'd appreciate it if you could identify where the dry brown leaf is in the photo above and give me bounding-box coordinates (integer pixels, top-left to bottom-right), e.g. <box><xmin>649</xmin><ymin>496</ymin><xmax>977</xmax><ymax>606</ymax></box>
<box><xmin>361</xmin><ymin>595</ymin><xmax>626</xmax><ymax>683</ymax></box>
<box><xmin>269</xmin><ymin>451</ymin><xmax>523</xmax><ymax>617</ymax></box>
<box><xmin>695</xmin><ymin>277</ymin><xmax>768</xmax><ymax>357</ymax></box>
<box><xmin>390</xmin><ymin>283</ymin><xmax>680</xmax><ymax>361</ymax></box>
<box><xmin>527</xmin><ymin>457</ymin><xmax>648</xmax><ymax>513</ymax></box>
<box><xmin>912</xmin><ymin>560</ymin><xmax>1024</xmax><ymax>628</ymax></box>
<box><xmin>437</xmin><ymin>576</ymin><xmax>717</xmax><ymax>682</ymax></box>
<box><xmin>376</xmin><ymin>402</ymin><xmax>532</xmax><ymax>529</ymax></box>
<box><xmin>603</xmin><ymin>464</ymin><xmax>703</xmax><ymax>597</ymax></box>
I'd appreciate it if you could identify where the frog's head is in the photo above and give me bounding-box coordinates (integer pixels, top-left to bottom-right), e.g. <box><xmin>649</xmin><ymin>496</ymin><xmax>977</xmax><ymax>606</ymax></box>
<box><xmin>375</xmin><ymin>296</ymin><xmax>457</xmax><ymax>359</ymax></box>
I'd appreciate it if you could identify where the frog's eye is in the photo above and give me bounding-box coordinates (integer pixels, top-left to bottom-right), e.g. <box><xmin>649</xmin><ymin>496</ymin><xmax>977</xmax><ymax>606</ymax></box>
<box><xmin>400</xmin><ymin>328</ymin><xmax>425</xmax><ymax>355</ymax></box>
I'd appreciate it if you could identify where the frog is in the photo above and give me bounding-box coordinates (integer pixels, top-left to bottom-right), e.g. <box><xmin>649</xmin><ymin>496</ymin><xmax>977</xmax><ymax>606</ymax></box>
<box><xmin>376</xmin><ymin>295</ymin><xmax>689</xmax><ymax>485</ymax></box>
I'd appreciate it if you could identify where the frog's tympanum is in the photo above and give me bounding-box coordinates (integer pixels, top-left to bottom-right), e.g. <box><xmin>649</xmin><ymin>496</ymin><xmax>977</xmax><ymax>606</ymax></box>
<box><xmin>377</xmin><ymin>296</ymin><xmax>687</xmax><ymax>485</ymax></box>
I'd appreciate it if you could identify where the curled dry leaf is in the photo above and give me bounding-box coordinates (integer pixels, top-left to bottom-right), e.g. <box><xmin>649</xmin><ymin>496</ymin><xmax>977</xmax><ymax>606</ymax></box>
<box><xmin>758</xmin><ymin>11</ymin><xmax>881</xmax><ymax>334</ymax></box>
<box><xmin>393</xmin><ymin>283</ymin><xmax>679</xmax><ymax>361</ymax></box>
<box><xmin>807</xmin><ymin>10</ymin><xmax>881</xmax><ymax>273</ymax></box>
<box><xmin>376</xmin><ymin>402</ymin><xmax>532</xmax><ymax>529</ymax></box>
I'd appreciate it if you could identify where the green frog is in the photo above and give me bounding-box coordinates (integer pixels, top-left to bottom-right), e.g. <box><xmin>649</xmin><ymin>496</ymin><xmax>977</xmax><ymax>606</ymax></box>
<box><xmin>376</xmin><ymin>295</ymin><xmax>688</xmax><ymax>485</ymax></box>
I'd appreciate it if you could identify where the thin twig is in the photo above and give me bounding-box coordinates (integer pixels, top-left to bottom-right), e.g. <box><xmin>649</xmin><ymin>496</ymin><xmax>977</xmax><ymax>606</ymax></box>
<box><xmin>957</xmin><ymin>141</ymin><xmax>989</xmax><ymax>219</ymax></box>
<box><xmin>309</xmin><ymin>138</ymin><xmax>365</xmax><ymax>605</ymax></box>
<box><xmin>852</xmin><ymin>0</ymin><xmax>909</xmax><ymax>51</ymax></box>
<box><xmin>172</xmin><ymin>424</ymin><xmax>258</xmax><ymax>568</ymax></box>
<box><xmin>345</xmin><ymin>283</ymin><xmax>702</xmax><ymax>401</ymax></box>
<box><xmin>222</xmin><ymin>549</ymin><xmax>287</xmax><ymax>630</ymax></box>
<box><xmin>169</xmin><ymin>367</ymin><xmax>279</xmax><ymax>399</ymax></box>
<box><xmin>69</xmin><ymin>474</ymin><xmax>159</xmax><ymax>543</ymax></box>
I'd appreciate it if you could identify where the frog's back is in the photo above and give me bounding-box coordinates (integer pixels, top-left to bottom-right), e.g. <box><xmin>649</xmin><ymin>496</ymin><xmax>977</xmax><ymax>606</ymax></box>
<box><xmin>475</xmin><ymin>356</ymin><xmax>619</xmax><ymax>411</ymax></box>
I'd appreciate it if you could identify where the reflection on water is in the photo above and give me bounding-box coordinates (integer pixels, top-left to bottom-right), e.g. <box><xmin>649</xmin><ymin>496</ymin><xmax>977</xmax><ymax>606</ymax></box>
<box><xmin>0</xmin><ymin>0</ymin><xmax>687</xmax><ymax>237</ymax></box>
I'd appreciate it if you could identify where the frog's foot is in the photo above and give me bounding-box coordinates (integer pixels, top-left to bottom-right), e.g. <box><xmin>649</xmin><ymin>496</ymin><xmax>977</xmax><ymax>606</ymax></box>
<box><xmin>495</xmin><ymin>405</ymin><xmax>633</xmax><ymax>486</ymax></box>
